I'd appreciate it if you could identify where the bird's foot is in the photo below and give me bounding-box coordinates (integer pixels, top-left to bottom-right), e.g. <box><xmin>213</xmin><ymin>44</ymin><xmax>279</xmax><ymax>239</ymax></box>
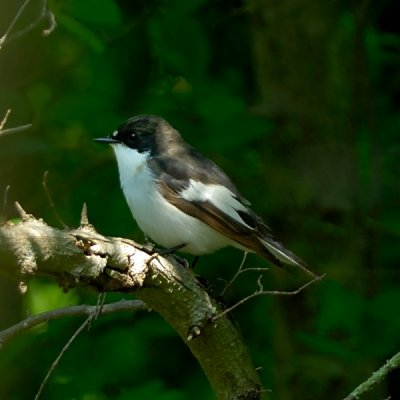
<box><xmin>154</xmin><ymin>243</ymin><xmax>186</xmax><ymax>255</ymax></box>
<box><xmin>190</xmin><ymin>256</ymin><xmax>200</xmax><ymax>269</ymax></box>
<box><xmin>147</xmin><ymin>243</ymin><xmax>189</xmax><ymax>268</ymax></box>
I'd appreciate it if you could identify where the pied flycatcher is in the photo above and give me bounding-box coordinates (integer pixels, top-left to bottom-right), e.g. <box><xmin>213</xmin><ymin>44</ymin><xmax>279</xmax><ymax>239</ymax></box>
<box><xmin>94</xmin><ymin>114</ymin><xmax>315</xmax><ymax>277</ymax></box>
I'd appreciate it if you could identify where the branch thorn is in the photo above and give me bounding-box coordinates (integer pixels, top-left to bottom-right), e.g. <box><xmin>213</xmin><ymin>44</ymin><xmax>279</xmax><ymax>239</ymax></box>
<box><xmin>80</xmin><ymin>203</ymin><xmax>89</xmax><ymax>225</ymax></box>
<box><xmin>79</xmin><ymin>203</ymin><xmax>95</xmax><ymax>231</ymax></box>
<box><xmin>14</xmin><ymin>201</ymin><xmax>31</xmax><ymax>221</ymax></box>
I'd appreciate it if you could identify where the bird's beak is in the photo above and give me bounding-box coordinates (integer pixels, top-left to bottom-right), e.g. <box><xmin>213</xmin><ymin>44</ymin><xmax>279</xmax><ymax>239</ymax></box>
<box><xmin>93</xmin><ymin>137</ymin><xmax>120</xmax><ymax>144</ymax></box>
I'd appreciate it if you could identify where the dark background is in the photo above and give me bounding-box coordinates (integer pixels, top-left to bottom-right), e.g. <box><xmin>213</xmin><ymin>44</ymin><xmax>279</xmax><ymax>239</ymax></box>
<box><xmin>0</xmin><ymin>0</ymin><xmax>399</xmax><ymax>399</ymax></box>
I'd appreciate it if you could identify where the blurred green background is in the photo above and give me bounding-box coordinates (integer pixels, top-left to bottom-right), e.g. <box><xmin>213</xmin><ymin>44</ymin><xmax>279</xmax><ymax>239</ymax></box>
<box><xmin>0</xmin><ymin>0</ymin><xmax>399</xmax><ymax>399</ymax></box>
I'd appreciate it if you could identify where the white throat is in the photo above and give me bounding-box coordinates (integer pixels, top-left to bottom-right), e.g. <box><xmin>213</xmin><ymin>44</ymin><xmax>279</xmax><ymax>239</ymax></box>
<box><xmin>111</xmin><ymin>144</ymin><xmax>151</xmax><ymax>188</ymax></box>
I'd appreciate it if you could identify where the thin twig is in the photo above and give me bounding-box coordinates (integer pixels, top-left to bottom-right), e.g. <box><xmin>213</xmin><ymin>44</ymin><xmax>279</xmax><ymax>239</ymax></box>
<box><xmin>88</xmin><ymin>293</ymin><xmax>107</xmax><ymax>329</ymax></box>
<box><xmin>220</xmin><ymin>252</ymin><xmax>271</xmax><ymax>296</ymax></box>
<box><xmin>0</xmin><ymin>109</ymin><xmax>32</xmax><ymax>136</ymax></box>
<box><xmin>96</xmin><ymin>293</ymin><xmax>107</xmax><ymax>316</ymax></box>
<box><xmin>42</xmin><ymin>171</ymin><xmax>69</xmax><ymax>229</ymax></box>
<box><xmin>0</xmin><ymin>0</ymin><xmax>32</xmax><ymax>49</ymax></box>
<box><xmin>221</xmin><ymin>251</ymin><xmax>249</xmax><ymax>296</ymax></box>
<box><xmin>33</xmin><ymin>315</ymin><xmax>92</xmax><ymax>400</ymax></box>
<box><xmin>32</xmin><ymin>299</ymin><xmax>148</xmax><ymax>400</ymax></box>
<box><xmin>0</xmin><ymin>123</ymin><xmax>32</xmax><ymax>136</ymax></box>
<box><xmin>0</xmin><ymin>109</ymin><xmax>11</xmax><ymax>131</ymax></box>
<box><xmin>0</xmin><ymin>0</ymin><xmax>56</xmax><ymax>50</ymax></box>
<box><xmin>42</xmin><ymin>11</ymin><xmax>57</xmax><ymax>36</ymax></box>
<box><xmin>0</xmin><ymin>300</ymin><xmax>148</xmax><ymax>349</ymax></box>
<box><xmin>214</xmin><ymin>274</ymin><xmax>326</xmax><ymax>321</ymax></box>
<box><xmin>9</xmin><ymin>8</ymin><xmax>54</xmax><ymax>42</ymax></box>
<box><xmin>343</xmin><ymin>352</ymin><xmax>400</xmax><ymax>400</ymax></box>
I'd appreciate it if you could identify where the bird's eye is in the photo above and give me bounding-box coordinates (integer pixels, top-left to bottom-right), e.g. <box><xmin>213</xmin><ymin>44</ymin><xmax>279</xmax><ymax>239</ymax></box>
<box><xmin>124</xmin><ymin>130</ymin><xmax>137</xmax><ymax>147</ymax></box>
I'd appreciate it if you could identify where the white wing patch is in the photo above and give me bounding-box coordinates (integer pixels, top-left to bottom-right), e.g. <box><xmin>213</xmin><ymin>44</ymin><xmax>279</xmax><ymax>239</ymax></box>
<box><xmin>179</xmin><ymin>180</ymin><xmax>253</xmax><ymax>229</ymax></box>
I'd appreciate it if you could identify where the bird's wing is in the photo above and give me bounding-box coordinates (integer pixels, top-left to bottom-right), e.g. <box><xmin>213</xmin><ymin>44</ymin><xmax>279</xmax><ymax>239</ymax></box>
<box><xmin>150</xmin><ymin>152</ymin><xmax>281</xmax><ymax>264</ymax></box>
<box><xmin>151</xmin><ymin>154</ymin><xmax>317</xmax><ymax>277</ymax></box>
<box><xmin>158</xmin><ymin>175</ymin><xmax>284</xmax><ymax>261</ymax></box>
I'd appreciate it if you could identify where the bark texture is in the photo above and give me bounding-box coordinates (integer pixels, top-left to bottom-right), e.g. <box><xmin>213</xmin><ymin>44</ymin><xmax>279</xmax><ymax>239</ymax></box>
<box><xmin>0</xmin><ymin>206</ymin><xmax>265</xmax><ymax>400</ymax></box>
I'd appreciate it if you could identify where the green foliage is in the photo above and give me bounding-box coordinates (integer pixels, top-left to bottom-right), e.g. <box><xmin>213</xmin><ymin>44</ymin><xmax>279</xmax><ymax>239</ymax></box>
<box><xmin>0</xmin><ymin>0</ymin><xmax>399</xmax><ymax>399</ymax></box>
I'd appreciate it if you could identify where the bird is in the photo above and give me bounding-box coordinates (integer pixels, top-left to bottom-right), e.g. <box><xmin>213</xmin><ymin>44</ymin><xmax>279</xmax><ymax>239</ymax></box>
<box><xmin>94</xmin><ymin>114</ymin><xmax>316</xmax><ymax>277</ymax></box>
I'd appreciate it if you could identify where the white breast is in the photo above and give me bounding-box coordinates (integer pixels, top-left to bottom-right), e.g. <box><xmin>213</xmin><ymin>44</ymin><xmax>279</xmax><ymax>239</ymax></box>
<box><xmin>111</xmin><ymin>144</ymin><xmax>235</xmax><ymax>255</ymax></box>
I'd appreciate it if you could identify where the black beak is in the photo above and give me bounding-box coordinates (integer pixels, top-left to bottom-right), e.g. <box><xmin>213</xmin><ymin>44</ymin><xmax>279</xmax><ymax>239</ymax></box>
<box><xmin>93</xmin><ymin>137</ymin><xmax>120</xmax><ymax>144</ymax></box>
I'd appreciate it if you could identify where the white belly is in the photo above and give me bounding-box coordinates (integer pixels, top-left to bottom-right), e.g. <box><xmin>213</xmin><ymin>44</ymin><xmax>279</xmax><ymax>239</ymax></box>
<box><xmin>113</xmin><ymin>145</ymin><xmax>234</xmax><ymax>255</ymax></box>
<box><xmin>125</xmin><ymin>185</ymin><xmax>233</xmax><ymax>255</ymax></box>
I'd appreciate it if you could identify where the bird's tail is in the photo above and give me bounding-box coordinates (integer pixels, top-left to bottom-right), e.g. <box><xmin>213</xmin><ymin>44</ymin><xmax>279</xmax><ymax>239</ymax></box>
<box><xmin>259</xmin><ymin>236</ymin><xmax>318</xmax><ymax>278</ymax></box>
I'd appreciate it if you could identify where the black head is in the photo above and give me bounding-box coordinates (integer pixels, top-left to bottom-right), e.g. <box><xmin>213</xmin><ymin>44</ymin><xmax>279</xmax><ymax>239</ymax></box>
<box><xmin>94</xmin><ymin>114</ymin><xmax>180</xmax><ymax>155</ymax></box>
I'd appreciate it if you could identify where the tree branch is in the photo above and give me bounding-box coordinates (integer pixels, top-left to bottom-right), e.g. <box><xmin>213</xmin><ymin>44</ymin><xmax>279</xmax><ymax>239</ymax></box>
<box><xmin>0</xmin><ymin>300</ymin><xmax>148</xmax><ymax>349</ymax></box>
<box><xmin>343</xmin><ymin>351</ymin><xmax>400</xmax><ymax>400</ymax></box>
<box><xmin>0</xmin><ymin>204</ymin><xmax>265</xmax><ymax>400</ymax></box>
